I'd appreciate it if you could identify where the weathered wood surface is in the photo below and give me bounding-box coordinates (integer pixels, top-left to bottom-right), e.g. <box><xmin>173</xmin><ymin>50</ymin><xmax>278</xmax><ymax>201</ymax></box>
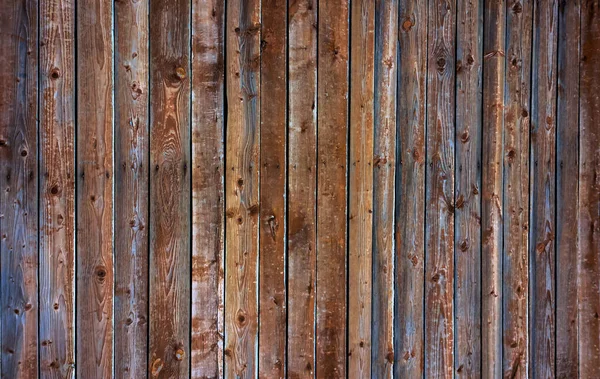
<box><xmin>1</xmin><ymin>1</ymin><xmax>599</xmax><ymax>377</ymax></box>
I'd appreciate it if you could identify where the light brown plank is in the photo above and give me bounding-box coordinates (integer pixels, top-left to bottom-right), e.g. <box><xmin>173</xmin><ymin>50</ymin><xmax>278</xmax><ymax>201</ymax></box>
<box><xmin>76</xmin><ymin>0</ymin><xmax>114</xmax><ymax>375</ymax></box>
<box><xmin>191</xmin><ymin>0</ymin><xmax>225</xmax><ymax>377</ymax></box>
<box><xmin>39</xmin><ymin>0</ymin><xmax>75</xmax><ymax>377</ymax></box>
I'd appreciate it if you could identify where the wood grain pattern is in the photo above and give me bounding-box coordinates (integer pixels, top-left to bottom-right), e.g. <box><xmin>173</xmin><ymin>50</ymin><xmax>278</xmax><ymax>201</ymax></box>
<box><xmin>424</xmin><ymin>0</ymin><xmax>456</xmax><ymax>377</ymax></box>
<box><xmin>371</xmin><ymin>0</ymin><xmax>397</xmax><ymax>377</ymax></box>
<box><xmin>348</xmin><ymin>0</ymin><xmax>374</xmax><ymax>376</ymax></box>
<box><xmin>258</xmin><ymin>0</ymin><xmax>287</xmax><ymax>377</ymax></box>
<box><xmin>316</xmin><ymin>0</ymin><xmax>349</xmax><ymax>377</ymax></box>
<box><xmin>503</xmin><ymin>1</ymin><xmax>532</xmax><ymax>377</ymax></box>
<box><xmin>224</xmin><ymin>0</ymin><xmax>261</xmax><ymax>376</ymax></box>
<box><xmin>39</xmin><ymin>0</ymin><xmax>75</xmax><ymax>377</ymax></box>
<box><xmin>454</xmin><ymin>0</ymin><xmax>482</xmax><ymax>376</ymax></box>
<box><xmin>556</xmin><ymin>0</ymin><xmax>580</xmax><ymax>376</ymax></box>
<box><xmin>0</xmin><ymin>0</ymin><xmax>38</xmax><ymax>377</ymax></box>
<box><xmin>530</xmin><ymin>0</ymin><xmax>557</xmax><ymax>376</ymax></box>
<box><xmin>191</xmin><ymin>0</ymin><xmax>225</xmax><ymax>377</ymax></box>
<box><xmin>395</xmin><ymin>0</ymin><xmax>427</xmax><ymax>375</ymax></box>
<box><xmin>148</xmin><ymin>0</ymin><xmax>191</xmax><ymax>376</ymax></box>
<box><xmin>287</xmin><ymin>0</ymin><xmax>318</xmax><ymax>376</ymax></box>
<box><xmin>481</xmin><ymin>1</ymin><xmax>505</xmax><ymax>376</ymax></box>
<box><xmin>76</xmin><ymin>0</ymin><xmax>114</xmax><ymax>376</ymax></box>
<box><xmin>578</xmin><ymin>1</ymin><xmax>600</xmax><ymax>376</ymax></box>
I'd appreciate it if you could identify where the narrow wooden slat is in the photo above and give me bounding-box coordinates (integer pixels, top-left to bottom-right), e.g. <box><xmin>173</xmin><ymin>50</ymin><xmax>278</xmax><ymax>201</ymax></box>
<box><xmin>481</xmin><ymin>1</ymin><xmax>505</xmax><ymax>376</ymax></box>
<box><xmin>530</xmin><ymin>0</ymin><xmax>558</xmax><ymax>376</ymax></box>
<box><xmin>503</xmin><ymin>1</ymin><xmax>533</xmax><ymax>377</ymax></box>
<box><xmin>39</xmin><ymin>0</ymin><xmax>75</xmax><ymax>376</ymax></box>
<box><xmin>259</xmin><ymin>0</ymin><xmax>287</xmax><ymax>376</ymax></box>
<box><xmin>454</xmin><ymin>0</ymin><xmax>482</xmax><ymax>376</ymax></box>
<box><xmin>424</xmin><ymin>0</ymin><xmax>456</xmax><ymax>376</ymax></box>
<box><xmin>0</xmin><ymin>0</ymin><xmax>38</xmax><ymax>377</ymax></box>
<box><xmin>556</xmin><ymin>0</ymin><xmax>580</xmax><ymax>376</ymax></box>
<box><xmin>395</xmin><ymin>0</ymin><xmax>427</xmax><ymax>375</ymax></box>
<box><xmin>287</xmin><ymin>0</ymin><xmax>318</xmax><ymax>376</ymax></box>
<box><xmin>224</xmin><ymin>0</ymin><xmax>261</xmax><ymax>376</ymax></box>
<box><xmin>578</xmin><ymin>1</ymin><xmax>600</xmax><ymax>375</ymax></box>
<box><xmin>348</xmin><ymin>0</ymin><xmax>374</xmax><ymax>376</ymax></box>
<box><xmin>371</xmin><ymin>0</ymin><xmax>397</xmax><ymax>376</ymax></box>
<box><xmin>76</xmin><ymin>0</ymin><xmax>114</xmax><ymax>375</ymax></box>
<box><xmin>191</xmin><ymin>0</ymin><xmax>225</xmax><ymax>377</ymax></box>
<box><xmin>114</xmin><ymin>0</ymin><xmax>149</xmax><ymax>376</ymax></box>
<box><xmin>148</xmin><ymin>0</ymin><xmax>191</xmax><ymax>376</ymax></box>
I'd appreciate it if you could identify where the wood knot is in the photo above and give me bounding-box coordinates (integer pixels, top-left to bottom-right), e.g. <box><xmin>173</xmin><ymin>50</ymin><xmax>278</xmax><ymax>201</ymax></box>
<box><xmin>151</xmin><ymin>358</ymin><xmax>163</xmax><ymax>377</ymax></box>
<box><xmin>436</xmin><ymin>57</ymin><xmax>446</xmax><ymax>72</ymax></box>
<box><xmin>95</xmin><ymin>266</ymin><xmax>107</xmax><ymax>283</ymax></box>
<box><xmin>50</xmin><ymin>68</ymin><xmax>60</xmax><ymax>79</ymax></box>
<box><xmin>512</xmin><ymin>1</ymin><xmax>523</xmax><ymax>13</ymax></box>
<box><xmin>175</xmin><ymin>67</ymin><xmax>186</xmax><ymax>80</ymax></box>
<box><xmin>402</xmin><ymin>19</ymin><xmax>413</xmax><ymax>31</ymax></box>
<box><xmin>236</xmin><ymin>309</ymin><xmax>247</xmax><ymax>326</ymax></box>
<box><xmin>174</xmin><ymin>348</ymin><xmax>185</xmax><ymax>361</ymax></box>
<box><xmin>386</xmin><ymin>350</ymin><xmax>394</xmax><ymax>363</ymax></box>
<box><xmin>50</xmin><ymin>185</ymin><xmax>60</xmax><ymax>195</ymax></box>
<box><xmin>460</xmin><ymin>130</ymin><xmax>470</xmax><ymax>143</ymax></box>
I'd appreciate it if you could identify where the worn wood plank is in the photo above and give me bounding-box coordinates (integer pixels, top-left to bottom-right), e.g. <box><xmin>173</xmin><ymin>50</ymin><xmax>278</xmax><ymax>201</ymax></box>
<box><xmin>0</xmin><ymin>0</ymin><xmax>38</xmax><ymax>377</ymax></box>
<box><xmin>316</xmin><ymin>0</ymin><xmax>349</xmax><ymax>377</ymax></box>
<box><xmin>555</xmin><ymin>0</ymin><xmax>580</xmax><ymax>376</ymax></box>
<box><xmin>258</xmin><ymin>0</ymin><xmax>287</xmax><ymax>377</ymax></box>
<box><xmin>114</xmin><ymin>0</ymin><xmax>149</xmax><ymax>377</ymax></box>
<box><xmin>394</xmin><ymin>0</ymin><xmax>427</xmax><ymax>376</ymax></box>
<box><xmin>191</xmin><ymin>0</ymin><xmax>225</xmax><ymax>377</ymax></box>
<box><xmin>578</xmin><ymin>1</ymin><xmax>600</xmax><ymax>376</ymax></box>
<box><xmin>529</xmin><ymin>0</ymin><xmax>558</xmax><ymax>376</ymax></box>
<box><xmin>424</xmin><ymin>0</ymin><xmax>456</xmax><ymax>377</ymax></box>
<box><xmin>39</xmin><ymin>0</ymin><xmax>75</xmax><ymax>377</ymax></box>
<box><xmin>503</xmin><ymin>1</ymin><xmax>532</xmax><ymax>377</ymax></box>
<box><xmin>148</xmin><ymin>0</ymin><xmax>191</xmax><ymax>376</ymax></box>
<box><xmin>371</xmin><ymin>0</ymin><xmax>397</xmax><ymax>376</ymax></box>
<box><xmin>454</xmin><ymin>0</ymin><xmax>482</xmax><ymax>376</ymax></box>
<box><xmin>76</xmin><ymin>0</ymin><xmax>114</xmax><ymax>376</ymax></box>
<box><xmin>287</xmin><ymin>0</ymin><xmax>318</xmax><ymax>376</ymax></box>
<box><xmin>224</xmin><ymin>0</ymin><xmax>261</xmax><ymax>376</ymax></box>
<box><xmin>348</xmin><ymin>0</ymin><xmax>374</xmax><ymax>376</ymax></box>
<box><xmin>481</xmin><ymin>1</ymin><xmax>505</xmax><ymax>376</ymax></box>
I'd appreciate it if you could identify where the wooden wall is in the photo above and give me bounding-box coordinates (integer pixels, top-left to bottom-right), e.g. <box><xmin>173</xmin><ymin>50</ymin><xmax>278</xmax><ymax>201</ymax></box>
<box><xmin>0</xmin><ymin>0</ymin><xmax>598</xmax><ymax>378</ymax></box>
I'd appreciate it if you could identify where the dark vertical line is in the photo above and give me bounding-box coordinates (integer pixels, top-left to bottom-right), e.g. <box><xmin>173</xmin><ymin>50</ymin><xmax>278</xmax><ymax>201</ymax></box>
<box><xmin>257</xmin><ymin>0</ymin><xmax>262</xmax><ymax>374</ymax></box>
<box><xmin>501</xmin><ymin>0</ymin><xmax>508</xmax><ymax>371</ymax></box>
<box><xmin>222</xmin><ymin>0</ymin><xmax>228</xmax><ymax>373</ymax></box>
<box><xmin>284</xmin><ymin>0</ymin><xmax>290</xmax><ymax>375</ymax></box>
<box><xmin>453</xmin><ymin>0</ymin><xmax>459</xmax><ymax>373</ymax></box>
<box><xmin>479</xmin><ymin>0</ymin><xmax>485</xmax><ymax>374</ymax></box>
<box><xmin>527</xmin><ymin>0</ymin><xmax>535</xmax><ymax>376</ymax></box>
<box><xmin>146</xmin><ymin>0</ymin><xmax>152</xmax><ymax>374</ymax></box>
<box><xmin>74</xmin><ymin>0</ymin><xmax>78</xmax><ymax>367</ymax></box>
<box><xmin>553</xmin><ymin>1</ymin><xmax>559</xmax><ymax>374</ymax></box>
<box><xmin>36</xmin><ymin>0</ymin><xmax>41</xmax><ymax>376</ymax></box>
<box><xmin>111</xmin><ymin>0</ymin><xmax>116</xmax><ymax>375</ymax></box>
<box><xmin>345</xmin><ymin>0</ymin><xmax>351</xmax><ymax>375</ymax></box>
<box><xmin>189</xmin><ymin>0</ymin><xmax>193</xmax><ymax>375</ymax></box>
<box><xmin>314</xmin><ymin>0</ymin><xmax>319</xmax><ymax>375</ymax></box>
<box><xmin>422</xmin><ymin>2</ymin><xmax>429</xmax><ymax>376</ymax></box>
<box><xmin>576</xmin><ymin>3</ymin><xmax>581</xmax><ymax>376</ymax></box>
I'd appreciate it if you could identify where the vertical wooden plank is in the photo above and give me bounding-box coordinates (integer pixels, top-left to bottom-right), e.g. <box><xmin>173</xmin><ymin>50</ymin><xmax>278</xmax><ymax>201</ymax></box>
<box><xmin>287</xmin><ymin>0</ymin><xmax>317</xmax><ymax>376</ymax></box>
<box><xmin>424</xmin><ymin>0</ymin><xmax>456</xmax><ymax>377</ymax></box>
<box><xmin>503</xmin><ymin>0</ymin><xmax>532</xmax><ymax>377</ymax></box>
<box><xmin>371</xmin><ymin>0</ymin><xmax>397</xmax><ymax>376</ymax></box>
<box><xmin>578</xmin><ymin>1</ymin><xmax>600</xmax><ymax>376</ymax></box>
<box><xmin>395</xmin><ymin>0</ymin><xmax>426</xmax><ymax>375</ymax></box>
<box><xmin>454</xmin><ymin>0</ymin><xmax>482</xmax><ymax>376</ymax></box>
<box><xmin>191</xmin><ymin>0</ymin><xmax>225</xmax><ymax>377</ymax></box>
<box><xmin>148</xmin><ymin>0</ymin><xmax>191</xmax><ymax>376</ymax></box>
<box><xmin>76</xmin><ymin>0</ymin><xmax>114</xmax><ymax>375</ymax></box>
<box><xmin>224</xmin><ymin>0</ymin><xmax>261</xmax><ymax>376</ymax></box>
<box><xmin>530</xmin><ymin>0</ymin><xmax>558</xmax><ymax>376</ymax></box>
<box><xmin>39</xmin><ymin>0</ymin><xmax>75</xmax><ymax>376</ymax></box>
<box><xmin>114</xmin><ymin>0</ymin><xmax>149</xmax><ymax>376</ymax></box>
<box><xmin>316</xmin><ymin>0</ymin><xmax>349</xmax><ymax>377</ymax></box>
<box><xmin>259</xmin><ymin>0</ymin><xmax>287</xmax><ymax>377</ymax></box>
<box><xmin>556</xmin><ymin>0</ymin><xmax>580</xmax><ymax>376</ymax></box>
<box><xmin>348</xmin><ymin>0</ymin><xmax>374</xmax><ymax>377</ymax></box>
<box><xmin>481</xmin><ymin>1</ymin><xmax>504</xmax><ymax>376</ymax></box>
<box><xmin>0</xmin><ymin>0</ymin><xmax>38</xmax><ymax>377</ymax></box>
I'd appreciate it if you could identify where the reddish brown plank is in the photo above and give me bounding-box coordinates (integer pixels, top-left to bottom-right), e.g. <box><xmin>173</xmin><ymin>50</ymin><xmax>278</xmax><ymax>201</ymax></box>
<box><xmin>348</xmin><ymin>0</ymin><xmax>374</xmax><ymax>376</ymax></box>
<box><xmin>424</xmin><ymin>0</ymin><xmax>456</xmax><ymax>377</ymax></box>
<box><xmin>0</xmin><ymin>0</ymin><xmax>38</xmax><ymax>377</ymax></box>
<box><xmin>76</xmin><ymin>0</ymin><xmax>114</xmax><ymax>376</ymax></box>
<box><xmin>578</xmin><ymin>1</ymin><xmax>600</xmax><ymax>376</ymax></box>
<box><xmin>224</xmin><ymin>0</ymin><xmax>261</xmax><ymax>376</ymax></box>
<box><xmin>454</xmin><ymin>0</ymin><xmax>482</xmax><ymax>376</ymax></box>
<box><xmin>287</xmin><ymin>0</ymin><xmax>318</xmax><ymax>376</ymax></box>
<box><xmin>148</xmin><ymin>0</ymin><xmax>191</xmax><ymax>376</ymax></box>
<box><xmin>371</xmin><ymin>0</ymin><xmax>397</xmax><ymax>376</ymax></box>
<box><xmin>503</xmin><ymin>1</ymin><xmax>533</xmax><ymax>377</ymax></box>
<box><xmin>556</xmin><ymin>0</ymin><xmax>580</xmax><ymax>376</ymax></box>
<box><xmin>316</xmin><ymin>0</ymin><xmax>349</xmax><ymax>377</ymax></box>
<box><xmin>481</xmin><ymin>1</ymin><xmax>505</xmax><ymax>376</ymax></box>
<box><xmin>191</xmin><ymin>0</ymin><xmax>225</xmax><ymax>377</ymax></box>
<box><xmin>114</xmin><ymin>0</ymin><xmax>149</xmax><ymax>377</ymax></box>
<box><xmin>39</xmin><ymin>0</ymin><xmax>75</xmax><ymax>377</ymax></box>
